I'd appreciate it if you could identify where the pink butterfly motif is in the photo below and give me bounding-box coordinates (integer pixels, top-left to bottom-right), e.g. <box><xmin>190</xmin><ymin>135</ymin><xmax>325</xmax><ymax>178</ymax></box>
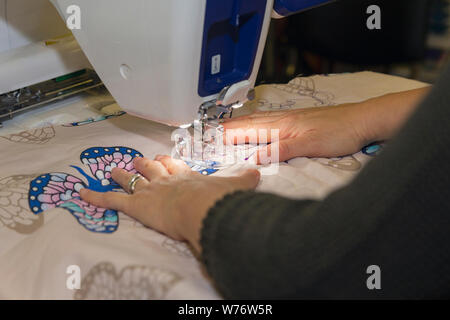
<box><xmin>28</xmin><ymin>146</ymin><xmax>143</xmax><ymax>233</ymax></box>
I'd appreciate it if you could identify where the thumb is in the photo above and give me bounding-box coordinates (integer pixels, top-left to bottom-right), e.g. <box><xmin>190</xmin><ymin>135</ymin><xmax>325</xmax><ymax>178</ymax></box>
<box><xmin>229</xmin><ymin>169</ymin><xmax>261</xmax><ymax>189</ymax></box>
<box><xmin>257</xmin><ymin>137</ymin><xmax>317</xmax><ymax>164</ymax></box>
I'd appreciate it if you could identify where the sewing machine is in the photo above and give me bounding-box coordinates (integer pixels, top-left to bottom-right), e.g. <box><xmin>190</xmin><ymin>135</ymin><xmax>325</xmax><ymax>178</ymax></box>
<box><xmin>0</xmin><ymin>0</ymin><xmax>331</xmax><ymax>130</ymax></box>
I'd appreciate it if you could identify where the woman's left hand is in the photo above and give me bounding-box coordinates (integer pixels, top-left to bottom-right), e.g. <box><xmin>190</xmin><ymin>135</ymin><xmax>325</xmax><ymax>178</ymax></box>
<box><xmin>80</xmin><ymin>155</ymin><xmax>260</xmax><ymax>252</ymax></box>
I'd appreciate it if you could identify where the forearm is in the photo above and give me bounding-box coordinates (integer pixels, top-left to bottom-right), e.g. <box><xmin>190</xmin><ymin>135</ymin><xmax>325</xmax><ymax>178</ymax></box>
<box><xmin>358</xmin><ymin>87</ymin><xmax>430</xmax><ymax>143</ymax></box>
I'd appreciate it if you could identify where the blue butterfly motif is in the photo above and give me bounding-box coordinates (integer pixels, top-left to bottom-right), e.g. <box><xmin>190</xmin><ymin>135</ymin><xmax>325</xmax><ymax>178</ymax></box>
<box><xmin>28</xmin><ymin>146</ymin><xmax>143</xmax><ymax>233</ymax></box>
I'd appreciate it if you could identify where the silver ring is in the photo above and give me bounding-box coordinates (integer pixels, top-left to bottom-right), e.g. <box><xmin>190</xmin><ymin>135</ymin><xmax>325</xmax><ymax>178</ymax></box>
<box><xmin>128</xmin><ymin>174</ymin><xmax>144</xmax><ymax>194</ymax></box>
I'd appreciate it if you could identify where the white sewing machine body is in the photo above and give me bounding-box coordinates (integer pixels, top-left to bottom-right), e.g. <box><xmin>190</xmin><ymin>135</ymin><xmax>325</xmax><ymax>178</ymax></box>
<box><xmin>0</xmin><ymin>0</ymin><xmax>332</xmax><ymax>126</ymax></box>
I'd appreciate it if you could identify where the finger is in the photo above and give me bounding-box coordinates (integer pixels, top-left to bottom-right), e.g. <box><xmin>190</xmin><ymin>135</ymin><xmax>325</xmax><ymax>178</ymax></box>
<box><xmin>257</xmin><ymin>136</ymin><xmax>317</xmax><ymax>164</ymax></box>
<box><xmin>225</xmin><ymin>169</ymin><xmax>261</xmax><ymax>190</ymax></box>
<box><xmin>155</xmin><ymin>155</ymin><xmax>193</xmax><ymax>175</ymax></box>
<box><xmin>133</xmin><ymin>157</ymin><xmax>169</xmax><ymax>180</ymax></box>
<box><xmin>111</xmin><ymin>167</ymin><xmax>149</xmax><ymax>193</ymax></box>
<box><xmin>223</xmin><ymin>110</ymin><xmax>289</xmax><ymax>122</ymax></box>
<box><xmin>80</xmin><ymin>188</ymin><xmax>131</xmax><ymax>212</ymax></box>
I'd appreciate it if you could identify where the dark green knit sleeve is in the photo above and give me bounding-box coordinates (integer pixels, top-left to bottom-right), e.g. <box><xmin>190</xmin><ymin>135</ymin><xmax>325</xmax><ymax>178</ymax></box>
<box><xmin>200</xmin><ymin>64</ymin><xmax>450</xmax><ymax>299</ymax></box>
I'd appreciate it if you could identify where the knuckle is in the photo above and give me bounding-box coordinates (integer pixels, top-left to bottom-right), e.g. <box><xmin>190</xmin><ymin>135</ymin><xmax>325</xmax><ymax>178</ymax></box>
<box><xmin>143</xmin><ymin>160</ymin><xmax>156</xmax><ymax>169</ymax></box>
<box><xmin>160</xmin><ymin>158</ymin><xmax>170</xmax><ymax>166</ymax></box>
<box><xmin>159</xmin><ymin>155</ymin><xmax>171</xmax><ymax>161</ymax></box>
<box><xmin>135</xmin><ymin>157</ymin><xmax>148</xmax><ymax>165</ymax></box>
<box><xmin>134</xmin><ymin>159</ymin><xmax>145</xmax><ymax>169</ymax></box>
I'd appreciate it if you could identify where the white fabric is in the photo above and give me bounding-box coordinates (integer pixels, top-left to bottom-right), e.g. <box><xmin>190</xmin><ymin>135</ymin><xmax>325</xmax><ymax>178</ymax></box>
<box><xmin>0</xmin><ymin>72</ymin><xmax>427</xmax><ymax>299</ymax></box>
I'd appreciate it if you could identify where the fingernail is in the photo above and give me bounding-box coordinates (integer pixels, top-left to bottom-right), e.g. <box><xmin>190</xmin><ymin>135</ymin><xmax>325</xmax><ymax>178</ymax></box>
<box><xmin>133</xmin><ymin>157</ymin><xmax>142</xmax><ymax>164</ymax></box>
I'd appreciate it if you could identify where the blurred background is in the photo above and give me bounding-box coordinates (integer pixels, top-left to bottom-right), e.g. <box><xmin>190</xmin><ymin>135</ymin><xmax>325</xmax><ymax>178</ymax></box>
<box><xmin>257</xmin><ymin>0</ymin><xmax>450</xmax><ymax>85</ymax></box>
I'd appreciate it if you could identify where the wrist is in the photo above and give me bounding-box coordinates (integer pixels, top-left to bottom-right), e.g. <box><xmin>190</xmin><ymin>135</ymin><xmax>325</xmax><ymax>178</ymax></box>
<box><xmin>356</xmin><ymin>100</ymin><xmax>381</xmax><ymax>144</ymax></box>
<box><xmin>175</xmin><ymin>191</ymin><xmax>217</xmax><ymax>253</ymax></box>
<box><xmin>355</xmin><ymin>87</ymin><xmax>430</xmax><ymax>143</ymax></box>
<box><xmin>344</xmin><ymin>102</ymin><xmax>377</xmax><ymax>147</ymax></box>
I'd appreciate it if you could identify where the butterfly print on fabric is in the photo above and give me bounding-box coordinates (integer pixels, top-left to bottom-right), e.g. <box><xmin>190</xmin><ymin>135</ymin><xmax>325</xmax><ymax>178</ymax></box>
<box><xmin>28</xmin><ymin>146</ymin><xmax>143</xmax><ymax>233</ymax></box>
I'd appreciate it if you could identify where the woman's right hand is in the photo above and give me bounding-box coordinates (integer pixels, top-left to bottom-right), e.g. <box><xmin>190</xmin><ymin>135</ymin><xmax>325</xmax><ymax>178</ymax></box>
<box><xmin>223</xmin><ymin>103</ymin><xmax>369</xmax><ymax>163</ymax></box>
<box><xmin>223</xmin><ymin>87</ymin><xmax>429</xmax><ymax>163</ymax></box>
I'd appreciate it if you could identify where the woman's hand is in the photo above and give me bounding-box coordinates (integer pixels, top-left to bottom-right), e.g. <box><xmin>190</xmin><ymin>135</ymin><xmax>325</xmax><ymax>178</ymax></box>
<box><xmin>224</xmin><ymin>104</ymin><xmax>368</xmax><ymax>163</ymax></box>
<box><xmin>79</xmin><ymin>155</ymin><xmax>260</xmax><ymax>252</ymax></box>
<box><xmin>224</xmin><ymin>87</ymin><xmax>429</xmax><ymax>163</ymax></box>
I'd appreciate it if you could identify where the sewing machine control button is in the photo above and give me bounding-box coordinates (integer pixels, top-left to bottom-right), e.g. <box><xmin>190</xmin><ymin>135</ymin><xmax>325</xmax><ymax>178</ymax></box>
<box><xmin>120</xmin><ymin>64</ymin><xmax>132</xmax><ymax>80</ymax></box>
<box><xmin>211</xmin><ymin>55</ymin><xmax>221</xmax><ymax>75</ymax></box>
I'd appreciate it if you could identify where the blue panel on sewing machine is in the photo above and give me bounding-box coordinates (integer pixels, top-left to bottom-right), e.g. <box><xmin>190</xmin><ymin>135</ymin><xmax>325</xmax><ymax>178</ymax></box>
<box><xmin>274</xmin><ymin>0</ymin><xmax>332</xmax><ymax>16</ymax></box>
<box><xmin>198</xmin><ymin>0</ymin><xmax>267</xmax><ymax>97</ymax></box>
